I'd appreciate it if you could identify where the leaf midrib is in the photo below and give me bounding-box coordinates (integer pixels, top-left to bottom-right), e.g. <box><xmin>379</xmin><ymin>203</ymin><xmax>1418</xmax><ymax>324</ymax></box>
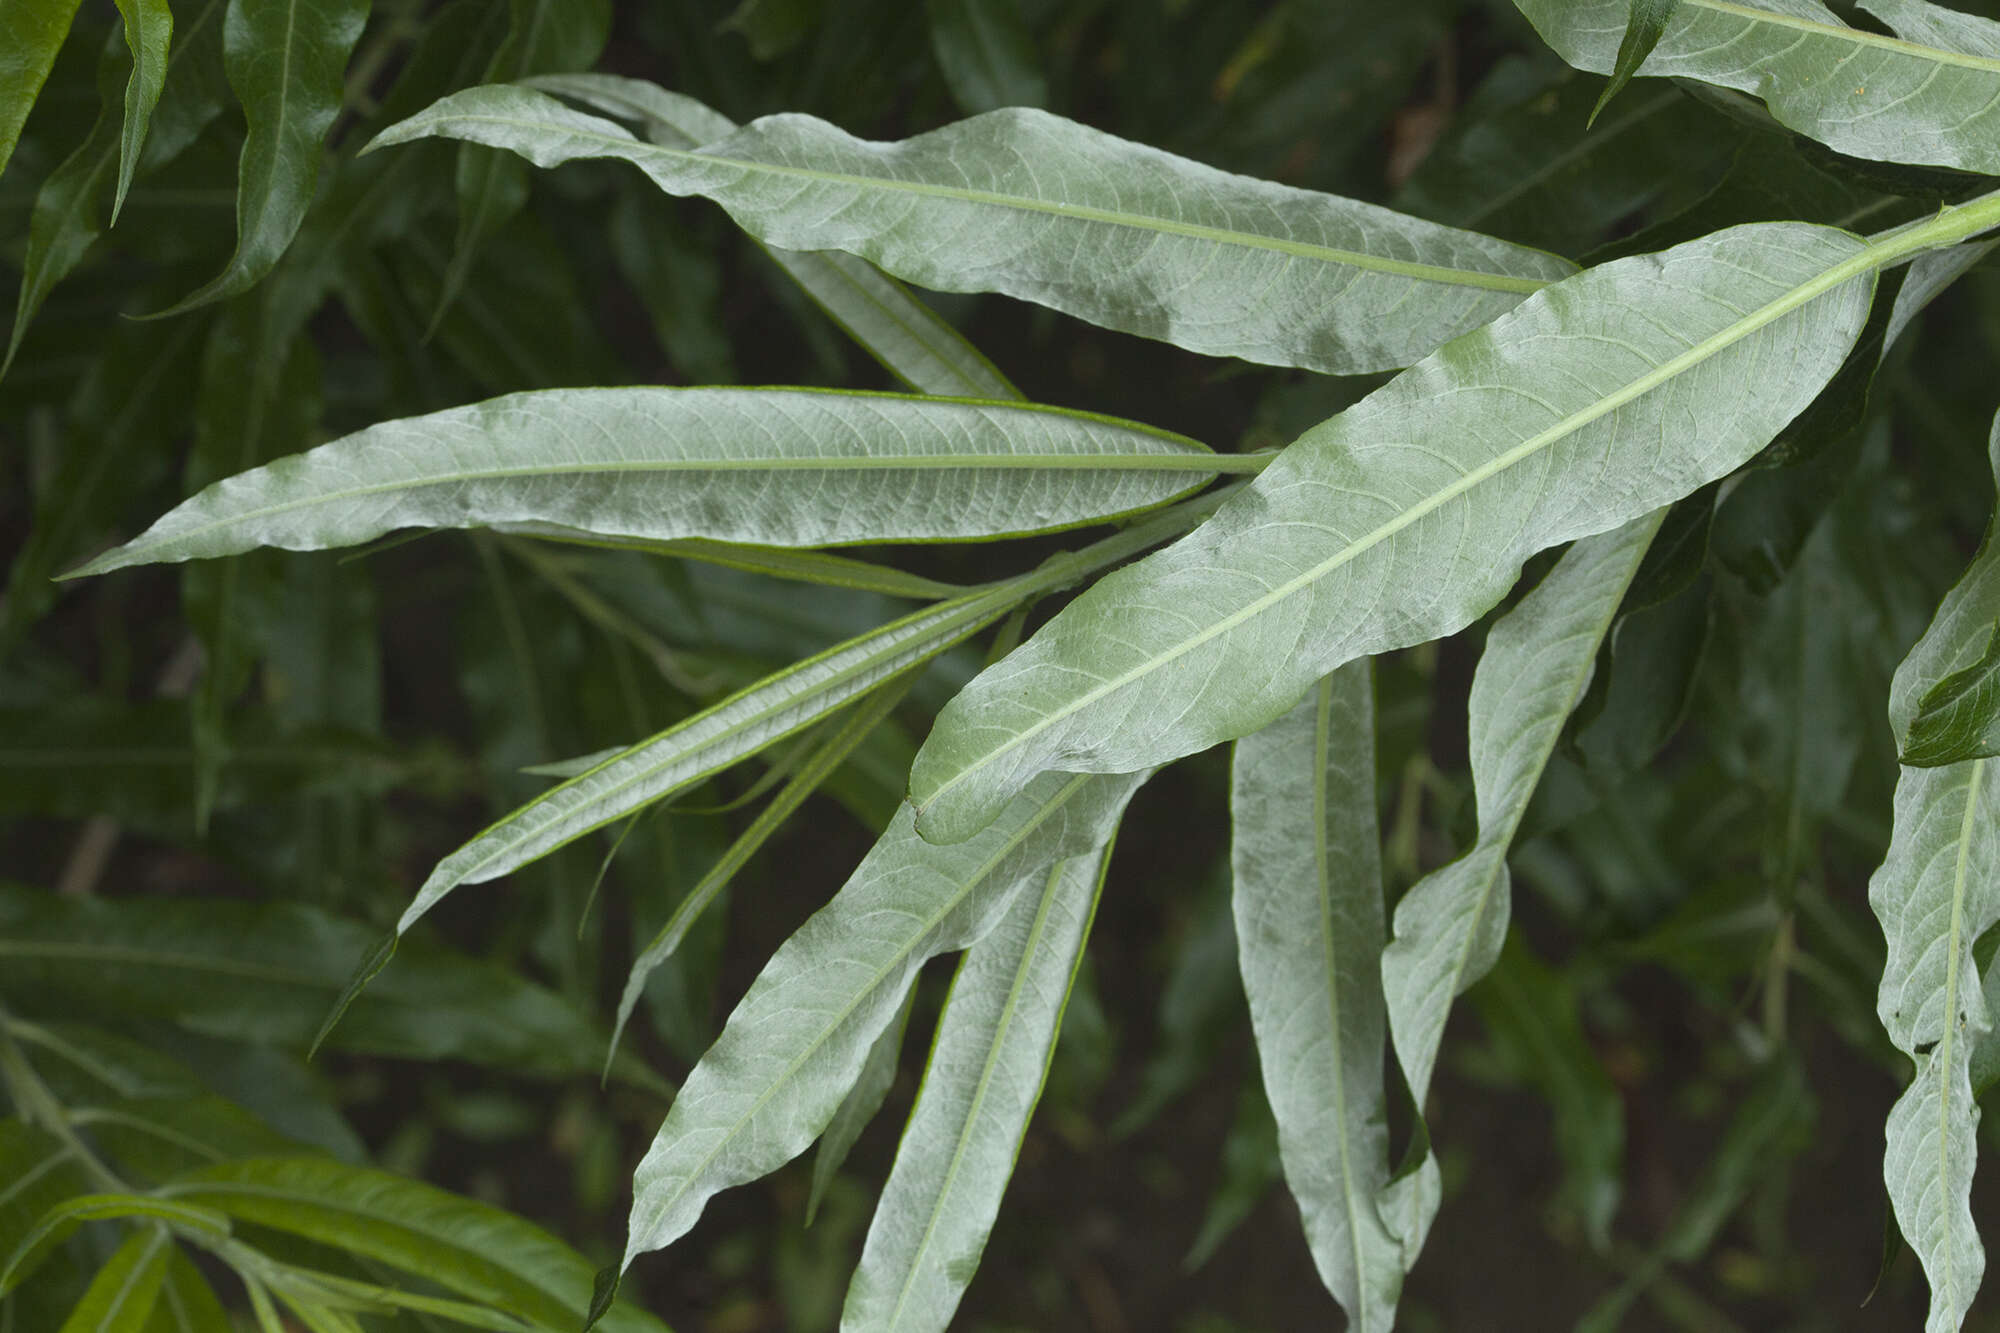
<box><xmin>1933</xmin><ymin>756</ymin><xmax>1986</xmax><ymax>1311</ymax></box>
<box><xmin>1684</xmin><ymin>0</ymin><xmax>2000</xmax><ymax>75</ymax></box>
<box><xmin>385</xmin><ymin>112</ymin><xmax>1555</xmax><ymax>294</ymax></box>
<box><xmin>918</xmin><ymin>236</ymin><xmax>1882</xmax><ymax>817</ymax></box>
<box><xmin>627</xmin><ymin>775</ymin><xmax>1094</xmax><ymax>1255</ymax></box>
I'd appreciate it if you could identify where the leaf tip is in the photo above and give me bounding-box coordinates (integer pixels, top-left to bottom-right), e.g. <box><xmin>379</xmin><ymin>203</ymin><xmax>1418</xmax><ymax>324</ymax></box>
<box><xmin>310</xmin><ymin>931</ymin><xmax>399</xmax><ymax>1059</ymax></box>
<box><xmin>580</xmin><ymin>1264</ymin><xmax>621</xmax><ymax>1332</ymax></box>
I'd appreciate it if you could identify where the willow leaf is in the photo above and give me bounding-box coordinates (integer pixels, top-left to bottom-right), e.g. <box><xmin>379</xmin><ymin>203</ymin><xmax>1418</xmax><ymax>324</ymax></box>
<box><xmin>1382</xmin><ymin>511</ymin><xmax>1661</xmax><ymax>1108</ymax></box>
<box><xmin>368</xmin><ymin>84</ymin><xmax>1577</xmax><ymax>376</ymax></box>
<box><xmin>66</xmin><ymin>388</ymin><xmax>1233</xmax><ymax>579</ymax></box>
<box><xmin>1871</xmin><ymin>411</ymin><xmax>2000</xmax><ymax>1332</ymax></box>
<box><xmin>157</xmin><ymin>0</ymin><xmax>366</xmax><ymax>313</ymax></box>
<box><xmin>620</xmin><ymin>771</ymin><xmax>1147</xmax><ymax>1269</ymax></box>
<box><xmin>842</xmin><ymin>840</ymin><xmax>1111</xmax><ymax>1332</ymax></box>
<box><xmin>110</xmin><ymin>0</ymin><xmax>171</xmax><ymax>221</ymax></box>
<box><xmin>1589</xmin><ymin>0</ymin><xmax>1680</xmax><ymax>124</ymax></box>
<box><xmin>907</xmin><ymin>214</ymin><xmax>1900</xmax><ymax>844</ymax></box>
<box><xmin>808</xmin><ymin>985</ymin><xmax>916</xmax><ymax>1227</ymax></box>
<box><xmin>1515</xmin><ymin>0</ymin><xmax>2000</xmax><ymax>177</ymax></box>
<box><xmin>0</xmin><ymin>0</ymin><xmax>82</xmax><ymax>182</ymax></box>
<box><xmin>527</xmin><ymin>73</ymin><xmax>1019</xmax><ymax>400</ymax></box>
<box><xmin>1229</xmin><ymin>662</ymin><xmax>1409</xmax><ymax>1331</ymax></box>
<box><xmin>161</xmin><ymin>1158</ymin><xmax>664</xmax><ymax>1333</ymax></box>
<box><xmin>56</xmin><ymin>1225</ymin><xmax>170</xmax><ymax>1333</ymax></box>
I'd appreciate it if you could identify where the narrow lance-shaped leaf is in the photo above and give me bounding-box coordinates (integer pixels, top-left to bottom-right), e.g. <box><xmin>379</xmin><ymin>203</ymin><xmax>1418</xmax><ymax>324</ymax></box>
<box><xmin>1229</xmin><ymin>660</ymin><xmax>1414</xmax><ymax>1331</ymax></box>
<box><xmin>0</xmin><ymin>0</ymin><xmax>83</xmax><ymax>182</ymax></box>
<box><xmin>527</xmin><ymin>73</ymin><xmax>1020</xmax><ymax>401</ymax></box>
<box><xmin>368</xmin><ymin>84</ymin><xmax>1578</xmax><ymax>376</ymax></box>
<box><xmin>110</xmin><ymin>0</ymin><xmax>172</xmax><ymax>221</ymax></box>
<box><xmin>842</xmin><ymin>839</ymin><xmax>1114</xmax><ymax>1333</ymax></box>
<box><xmin>808</xmin><ymin>985</ymin><xmax>916</xmax><ymax>1227</ymax></box>
<box><xmin>66</xmin><ymin>387</ymin><xmax>1238</xmax><ymax>578</ymax></box>
<box><xmin>906</xmin><ymin>211</ymin><xmax>1910</xmax><ymax>843</ymax></box>
<box><xmin>155</xmin><ymin>0</ymin><xmax>368</xmax><ymax>313</ymax></box>
<box><xmin>619</xmin><ymin>770</ymin><xmax>1149</xmax><ymax>1270</ymax></box>
<box><xmin>1870</xmin><ymin>410</ymin><xmax>2000</xmax><ymax>1333</ymax></box>
<box><xmin>1382</xmin><ymin>511</ymin><xmax>1662</xmax><ymax>1108</ymax></box>
<box><xmin>161</xmin><ymin>1157</ymin><xmax>665</xmax><ymax>1333</ymax></box>
<box><xmin>1515</xmin><ymin>0</ymin><xmax>2000</xmax><ymax>177</ymax></box>
<box><xmin>1588</xmin><ymin>0</ymin><xmax>1680</xmax><ymax>125</ymax></box>
<box><xmin>55</xmin><ymin>1225</ymin><xmax>171</xmax><ymax>1333</ymax></box>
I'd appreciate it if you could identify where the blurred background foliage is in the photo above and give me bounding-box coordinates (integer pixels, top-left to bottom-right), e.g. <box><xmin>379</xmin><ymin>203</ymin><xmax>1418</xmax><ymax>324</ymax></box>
<box><xmin>7</xmin><ymin>0</ymin><xmax>2000</xmax><ymax>1328</ymax></box>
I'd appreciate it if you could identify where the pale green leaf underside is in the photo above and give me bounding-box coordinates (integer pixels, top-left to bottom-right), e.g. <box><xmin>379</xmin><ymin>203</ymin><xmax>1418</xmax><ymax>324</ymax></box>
<box><xmin>1382</xmin><ymin>510</ymin><xmax>1661</xmax><ymax>1106</ymax></box>
<box><xmin>67</xmin><ymin>388</ymin><xmax>1229</xmax><ymax>578</ymax></box>
<box><xmin>526</xmin><ymin>73</ymin><xmax>1020</xmax><ymax>400</ymax></box>
<box><xmin>809</xmin><ymin>986</ymin><xmax>916</xmax><ymax>1226</ymax></box>
<box><xmin>842</xmin><ymin>842</ymin><xmax>1109</xmax><ymax>1333</ymax></box>
<box><xmin>370</xmin><ymin>85</ymin><xmax>1577</xmax><ymax>376</ymax></box>
<box><xmin>909</xmin><ymin>222</ymin><xmax>1872</xmax><ymax>843</ymax></box>
<box><xmin>1230</xmin><ymin>663</ymin><xmax>1407</xmax><ymax>1332</ymax></box>
<box><xmin>1515</xmin><ymin>0</ymin><xmax>2000</xmax><ymax>176</ymax></box>
<box><xmin>621</xmin><ymin>771</ymin><xmax>1148</xmax><ymax>1267</ymax></box>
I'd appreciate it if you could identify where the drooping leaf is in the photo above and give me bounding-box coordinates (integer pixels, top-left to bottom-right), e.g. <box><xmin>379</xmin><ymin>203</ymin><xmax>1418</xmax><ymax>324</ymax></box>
<box><xmin>1870</xmin><ymin>411</ymin><xmax>2000</xmax><ymax>1332</ymax></box>
<box><xmin>1515</xmin><ymin>0</ymin><xmax>2000</xmax><ymax>177</ymax></box>
<box><xmin>160</xmin><ymin>1157</ymin><xmax>666</xmax><ymax>1333</ymax></box>
<box><xmin>0</xmin><ymin>0</ymin><xmax>83</xmax><ymax>183</ymax></box>
<box><xmin>609</xmin><ymin>671</ymin><xmax>920</xmax><ymax>1065</ymax></box>
<box><xmin>908</xmin><ymin>209</ymin><xmax>1895</xmax><ymax>843</ymax></box>
<box><xmin>1230</xmin><ymin>661</ymin><xmax>1411</xmax><ymax>1330</ymax></box>
<box><xmin>842</xmin><ymin>840</ymin><xmax>1112</xmax><ymax>1332</ymax></box>
<box><xmin>1381</xmin><ymin>514</ymin><xmax>1660</xmax><ymax>1107</ymax></box>
<box><xmin>65</xmin><ymin>388</ymin><xmax>1238</xmax><ymax>579</ymax></box>
<box><xmin>55</xmin><ymin>1224</ymin><xmax>171</xmax><ymax>1333</ymax></box>
<box><xmin>155</xmin><ymin>0</ymin><xmax>368</xmax><ymax>313</ymax></box>
<box><xmin>432</xmin><ymin>0</ymin><xmax>609</xmax><ymax>329</ymax></box>
<box><xmin>926</xmin><ymin>0</ymin><xmax>1047</xmax><ymax>116</ymax></box>
<box><xmin>806</xmin><ymin>985</ymin><xmax>915</xmax><ymax>1227</ymax></box>
<box><xmin>109</xmin><ymin>0</ymin><xmax>171</xmax><ymax>221</ymax></box>
<box><xmin>1588</xmin><ymin>0</ymin><xmax>1680</xmax><ymax>126</ymax></box>
<box><xmin>618</xmin><ymin>770</ymin><xmax>1147</xmax><ymax>1270</ymax></box>
<box><xmin>367</xmin><ymin>84</ymin><xmax>1578</xmax><ymax>376</ymax></box>
<box><xmin>0</xmin><ymin>886</ymin><xmax>656</xmax><ymax>1087</ymax></box>
<box><xmin>526</xmin><ymin>73</ymin><xmax>1022</xmax><ymax>400</ymax></box>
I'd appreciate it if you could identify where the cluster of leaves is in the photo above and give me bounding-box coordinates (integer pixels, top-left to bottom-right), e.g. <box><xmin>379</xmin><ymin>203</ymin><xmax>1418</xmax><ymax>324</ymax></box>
<box><xmin>12</xmin><ymin>0</ymin><xmax>2000</xmax><ymax>1329</ymax></box>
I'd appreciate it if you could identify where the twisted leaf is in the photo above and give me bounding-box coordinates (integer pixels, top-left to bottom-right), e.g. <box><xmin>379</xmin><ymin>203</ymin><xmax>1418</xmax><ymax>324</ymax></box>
<box><xmin>368</xmin><ymin>84</ymin><xmax>1577</xmax><ymax>376</ymax></box>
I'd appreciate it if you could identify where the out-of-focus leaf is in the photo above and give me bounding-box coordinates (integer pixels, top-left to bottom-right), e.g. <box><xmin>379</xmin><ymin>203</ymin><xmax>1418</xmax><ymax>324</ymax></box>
<box><xmin>1395</xmin><ymin>62</ymin><xmax>1733</xmax><ymax>258</ymax></box>
<box><xmin>2</xmin><ymin>1195</ymin><xmax>228</xmax><ymax>1296</ymax></box>
<box><xmin>1515</xmin><ymin>0</ymin><xmax>2000</xmax><ymax>177</ymax></box>
<box><xmin>619</xmin><ymin>770</ymin><xmax>1149</xmax><ymax>1269</ymax></box>
<box><xmin>155</xmin><ymin>0</ymin><xmax>367</xmax><ymax>313</ymax></box>
<box><xmin>908</xmin><ymin>212</ymin><xmax>1888</xmax><ymax>844</ymax></box>
<box><xmin>1182</xmin><ymin>1072</ymin><xmax>1281</xmax><ymax>1273</ymax></box>
<box><xmin>926</xmin><ymin>0</ymin><xmax>1046</xmax><ymax>115</ymax></box>
<box><xmin>147</xmin><ymin>1249</ymin><xmax>230</xmax><ymax>1333</ymax></box>
<box><xmin>69</xmin><ymin>1096</ymin><xmax>301</xmax><ymax>1183</ymax></box>
<box><xmin>1382</xmin><ymin>514</ymin><xmax>1659</xmax><ymax>1120</ymax></box>
<box><xmin>1884</xmin><ymin>240</ymin><xmax>1997</xmax><ymax>363</ymax></box>
<box><xmin>842</xmin><ymin>840</ymin><xmax>1113</xmax><ymax>1331</ymax></box>
<box><xmin>610</xmin><ymin>671</ymin><xmax>919</xmax><ymax>1063</ymax></box>
<box><xmin>528</xmin><ymin>73</ymin><xmax>1023</xmax><ymax>400</ymax></box>
<box><xmin>0</xmin><ymin>1120</ymin><xmax>91</xmax><ymax>1291</ymax></box>
<box><xmin>1588</xmin><ymin>0</ymin><xmax>1680</xmax><ymax>126</ymax></box>
<box><xmin>433</xmin><ymin>0</ymin><xmax>608</xmax><ymax>328</ymax></box>
<box><xmin>719</xmin><ymin>0</ymin><xmax>816</xmax><ymax>60</ymax></box>
<box><xmin>1231</xmin><ymin>663</ymin><xmax>1412</xmax><ymax>1329</ymax></box>
<box><xmin>806</xmin><ymin>985</ymin><xmax>914</xmax><ymax>1227</ymax></box>
<box><xmin>0</xmin><ymin>0</ymin><xmax>83</xmax><ymax>183</ymax></box>
<box><xmin>109</xmin><ymin>0</ymin><xmax>170</xmax><ymax>220</ymax></box>
<box><xmin>68</xmin><ymin>388</ymin><xmax>1238</xmax><ymax>578</ymax></box>
<box><xmin>1109</xmin><ymin>858</ymin><xmax>1239</xmax><ymax>1139</ymax></box>
<box><xmin>1869</xmin><ymin>414</ymin><xmax>2000</xmax><ymax>1333</ymax></box>
<box><xmin>1469</xmin><ymin>938</ymin><xmax>1622</xmax><ymax>1250</ymax></box>
<box><xmin>0</xmin><ymin>886</ymin><xmax>656</xmax><ymax>1087</ymax></box>
<box><xmin>370</xmin><ymin>84</ymin><xmax>1578</xmax><ymax>376</ymax></box>
<box><xmin>160</xmin><ymin>1158</ymin><xmax>665</xmax><ymax>1333</ymax></box>
<box><xmin>55</xmin><ymin>1224</ymin><xmax>170</xmax><ymax>1333</ymax></box>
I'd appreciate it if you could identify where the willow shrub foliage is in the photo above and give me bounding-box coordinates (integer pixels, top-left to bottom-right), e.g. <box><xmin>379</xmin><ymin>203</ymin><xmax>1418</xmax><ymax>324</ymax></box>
<box><xmin>9</xmin><ymin>0</ymin><xmax>2000</xmax><ymax>1329</ymax></box>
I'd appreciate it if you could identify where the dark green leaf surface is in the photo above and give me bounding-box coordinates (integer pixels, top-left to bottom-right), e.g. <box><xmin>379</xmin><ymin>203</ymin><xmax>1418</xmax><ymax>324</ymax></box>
<box><xmin>110</xmin><ymin>0</ymin><xmax>171</xmax><ymax>220</ymax></box>
<box><xmin>910</xmin><ymin>216</ymin><xmax>1882</xmax><ymax>843</ymax></box>
<box><xmin>68</xmin><ymin>388</ymin><xmax>1234</xmax><ymax>577</ymax></box>
<box><xmin>370</xmin><ymin>84</ymin><xmax>1577</xmax><ymax>375</ymax></box>
<box><xmin>159</xmin><ymin>0</ymin><xmax>367</xmax><ymax>312</ymax></box>
<box><xmin>926</xmin><ymin>0</ymin><xmax>1046</xmax><ymax>115</ymax></box>
<box><xmin>1588</xmin><ymin>0</ymin><xmax>1681</xmax><ymax>124</ymax></box>
<box><xmin>0</xmin><ymin>0</ymin><xmax>82</xmax><ymax>182</ymax></box>
<box><xmin>55</xmin><ymin>1224</ymin><xmax>170</xmax><ymax>1333</ymax></box>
